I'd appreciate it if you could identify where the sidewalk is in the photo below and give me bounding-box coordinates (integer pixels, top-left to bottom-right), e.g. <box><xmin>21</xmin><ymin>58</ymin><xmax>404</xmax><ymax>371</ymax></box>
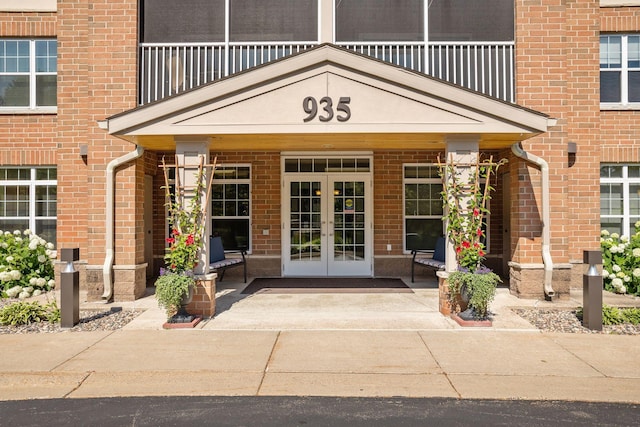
<box><xmin>1</xmin><ymin>277</ymin><xmax>639</xmax><ymax>403</ymax></box>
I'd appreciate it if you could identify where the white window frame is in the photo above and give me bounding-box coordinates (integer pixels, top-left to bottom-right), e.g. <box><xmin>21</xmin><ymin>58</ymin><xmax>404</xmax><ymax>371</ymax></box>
<box><xmin>402</xmin><ymin>163</ymin><xmax>445</xmax><ymax>254</ymax></box>
<box><xmin>0</xmin><ymin>167</ymin><xmax>57</xmax><ymax>245</ymax></box>
<box><xmin>0</xmin><ymin>39</ymin><xmax>57</xmax><ymax>113</ymax></box>
<box><xmin>600</xmin><ymin>164</ymin><xmax>640</xmax><ymax>238</ymax></box>
<box><xmin>211</xmin><ymin>164</ymin><xmax>252</xmax><ymax>253</ymax></box>
<box><xmin>600</xmin><ymin>34</ymin><xmax>640</xmax><ymax>110</ymax></box>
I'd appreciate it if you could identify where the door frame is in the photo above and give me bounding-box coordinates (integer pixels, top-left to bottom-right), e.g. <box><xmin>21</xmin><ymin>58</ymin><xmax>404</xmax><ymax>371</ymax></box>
<box><xmin>280</xmin><ymin>154</ymin><xmax>374</xmax><ymax>277</ymax></box>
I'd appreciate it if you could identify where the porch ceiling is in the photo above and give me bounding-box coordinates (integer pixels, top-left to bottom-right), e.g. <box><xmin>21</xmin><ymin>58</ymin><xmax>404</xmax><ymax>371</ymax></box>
<box><xmin>127</xmin><ymin>132</ymin><xmax>531</xmax><ymax>152</ymax></box>
<box><xmin>105</xmin><ymin>44</ymin><xmax>554</xmax><ymax>150</ymax></box>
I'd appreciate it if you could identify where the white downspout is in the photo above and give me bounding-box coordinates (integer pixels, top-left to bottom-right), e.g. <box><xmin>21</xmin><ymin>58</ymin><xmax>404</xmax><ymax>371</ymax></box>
<box><xmin>102</xmin><ymin>146</ymin><xmax>145</xmax><ymax>301</ymax></box>
<box><xmin>511</xmin><ymin>143</ymin><xmax>555</xmax><ymax>299</ymax></box>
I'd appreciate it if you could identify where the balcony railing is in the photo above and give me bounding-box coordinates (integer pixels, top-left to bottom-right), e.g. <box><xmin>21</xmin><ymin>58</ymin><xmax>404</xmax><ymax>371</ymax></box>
<box><xmin>139</xmin><ymin>41</ymin><xmax>515</xmax><ymax>105</ymax></box>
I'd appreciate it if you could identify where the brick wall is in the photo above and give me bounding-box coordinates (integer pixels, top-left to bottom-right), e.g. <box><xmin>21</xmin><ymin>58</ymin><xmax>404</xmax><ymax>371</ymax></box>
<box><xmin>600</xmin><ymin>7</ymin><xmax>640</xmax><ymax>163</ymax></box>
<box><xmin>514</xmin><ymin>0</ymin><xmax>601</xmax><ymax>270</ymax></box>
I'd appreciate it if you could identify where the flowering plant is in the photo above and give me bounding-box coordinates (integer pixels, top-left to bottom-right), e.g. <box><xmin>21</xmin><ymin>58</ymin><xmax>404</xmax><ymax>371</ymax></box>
<box><xmin>161</xmin><ymin>156</ymin><xmax>210</xmax><ymax>274</ymax></box>
<box><xmin>0</xmin><ymin>229</ymin><xmax>55</xmax><ymax>299</ymax></box>
<box><xmin>439</xmin><ymin>155</ymin><xmax>507</xmax><ymax>272</ymax></box>
<box><xmin>601</xmin><ymin>224</ymin><xmax>640</xmax><ymax>295</ymax></box>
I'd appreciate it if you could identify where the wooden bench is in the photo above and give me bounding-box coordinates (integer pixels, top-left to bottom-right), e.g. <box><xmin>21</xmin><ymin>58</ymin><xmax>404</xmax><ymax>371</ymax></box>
<box><xmin>411</xmin><ymin>236</ymin><xmax>446</xmax><ymax>282</ymax></box>
<box><xmin>209</xmin><ymin>236</ymin><xmax>247</xmax><ymax>283</ymax></box>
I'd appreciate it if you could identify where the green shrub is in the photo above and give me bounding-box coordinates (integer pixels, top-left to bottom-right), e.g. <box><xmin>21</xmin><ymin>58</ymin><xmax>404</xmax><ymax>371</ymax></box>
<box><xmin>0</xmin><ymin>300</ymin><xmax>60</xmax><ymax>326</ymax></box>
<box><xmin>620</xmin><ymin>307</ymin><xmax>640</xmax><ymax>325</ymax></box>
<box><xmin>0</xmin><ymin>229</ymin><xmax>55</xmax><ymax>298</ymax></box>
<box><xmin>602</xmin><ymin>305</ymin><xmax>623</xmax><ymax>325</ymax></box>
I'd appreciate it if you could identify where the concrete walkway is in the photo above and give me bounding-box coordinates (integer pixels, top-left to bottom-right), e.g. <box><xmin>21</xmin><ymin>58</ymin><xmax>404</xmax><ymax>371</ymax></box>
<box><xmin>1</xmin><ymin>277</ymin><xmax>639</xmax><ymax>403</ymax></box>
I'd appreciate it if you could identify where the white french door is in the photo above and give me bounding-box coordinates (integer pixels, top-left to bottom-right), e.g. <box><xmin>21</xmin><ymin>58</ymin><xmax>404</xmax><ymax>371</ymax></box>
<box><xmin>283</xmin><ymin>173</ymin><xmax>372</xmax><ymax>277</ymax></box>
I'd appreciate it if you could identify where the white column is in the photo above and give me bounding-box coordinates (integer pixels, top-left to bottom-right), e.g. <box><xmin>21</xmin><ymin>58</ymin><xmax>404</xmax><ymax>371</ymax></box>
<box><xmin>175</xmin><ymin>137</ymin><xmax>210</xmax><ymax>275</ymax></box>
<box><xmin>319</xmin><ymin>0</ymin><xmax>334</xmax><ymax>43</ymax></box>
<box><xmin>443</xmin><ymin>136</ymin><xmax>479</xmax><ymax>272</ymax></box>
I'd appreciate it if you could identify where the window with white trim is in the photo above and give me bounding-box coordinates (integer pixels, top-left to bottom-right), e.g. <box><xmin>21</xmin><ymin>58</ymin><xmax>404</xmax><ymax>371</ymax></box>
<box><xmin>0</xmin><ymin>167</ymin><xmax>57</xmax><ymax>246</ymax></box>
<box><xmin>600</xmin><ymin>164</ymin><xmax>640</xmax><ymax>237</ymax></box>
<box><xmin>600</xmin><ymin>35</ymin><xmax>640</xmax><ymax>107</ymax></box>
<box><xmin>211</xmin><ymin>165</ymin><xmax>251</xmax><ymax>251</ymax></box>
<box><xmin>403</xmin><ymin>164</ymin><xmax>444</xmax><ymax>252</ymax></box>
<box><xmin>0</xmin><ymin>39</ymin><xmax>56</xmax><ymax>110</ymax></box>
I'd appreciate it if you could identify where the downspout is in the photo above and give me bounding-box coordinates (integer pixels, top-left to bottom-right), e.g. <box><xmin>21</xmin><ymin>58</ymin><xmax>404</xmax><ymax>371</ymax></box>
<box><xmin>102</xmin><ymin>146</ymin><xmax>145</xmax><ymax>301</ymax></box>
<box><xmin>510</xmin><ymin>143</ymin><xmax>555</xmax><ymax>299</ymax></box>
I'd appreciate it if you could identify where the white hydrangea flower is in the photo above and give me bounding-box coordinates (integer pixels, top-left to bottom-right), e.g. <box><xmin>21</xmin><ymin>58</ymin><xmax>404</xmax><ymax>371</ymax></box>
<box><xmin>6</xmin><ymin>286</ymin><xmax>22</xmax><ymax>298</ymax></box>
<box><xmin>46</xmin><ymin>242</ymin><xmax>54</xmax><ymax>250</ymax></box>
<box><xmin>4</xmin><ymin>231</ymin><xmax>11</xmax><ymax>236</ymax></box>
<box><xmin>633</xmin><ymin>248</ymin><xmax>640</xmax><ymax>257</ymax></box>
<box><xmin>36</xmin><ymin>278</ymin><xmax>46</xmax><ymax>287</ymax></box>
<box><xmin>48</xmin><ymin>279</ymin><xmax>55</xmax><ymax>288</ymax></box>
<box><xmin>634</xmin><ymin>269</ymin><xmax>640</xmax><ymax>278</ymax></box>
<box><xmin>23</xmin><ymin>229</ymin><xmax>31</xmax><ymax>236</ymax></box>
<box><xmin>29</xmin><ymin>277</ymin><xmax>37</xmax><ymax>285</ymax></box>
<box><xmin>611</xmin><ymin>233</ymin><xmax>620</xmax><ymax>239</ymax></box>
<box><xmin>10</xmin><ymin>270</ymin><xmax>21</xmax><ymax>280</ymax></box>
<box><xmin>0</xmin><ymin>272</ymin><xmax>9</xmax><ymax>282</ymax></box>
<box><xmin>601</xmin><ymin>230</ymin><xmax>611</xmax><ymax>237</ymax></box>
<box><xmin>621</xmin><ymin>235</ymin><xmax>629</xmax><ymax>243</ymax></box>
<box><xmin>602</xmin><ymin>270</ymin><xmax>610</xmax><ymax>278</ymax></box>
<box><xmin>37</xmin><ymin>255</ymin><xmax>46</xmax><ymax>263</ymax></box>
<box><xmin>28</xmin><ymin>240</ymin><xmax>38</xmax><ymax>251</ymax></box>
<box><xmin>32</xmin><ymin>289</ymin><xmax>42</xmax><ymax>297</ymax></box>
<box><xmin>18</xmin><ymin>291</ymin><xmax>30</xmax><ymax>299</ymax></box>
<box><xmin>617</xmin><ymin>272</ymin><xmax>626</xmax><ymax>279</ymax></box>
<box><xmin>6</xmin><ymin>256</ymin><xmax>13</xmax><ymax>263</ymax></box>
<box><xmin>13</xmin><ymin>230</ymin><xmax>21</xmax><ymax>236</ymax></box>
<box><xmin>612</xmin><ymin>277</ymin><xmax>623</xmax><ymax>288</ymax></box>
<box><xmin>613</xmin><ymin>264</ymin><xmax>621</xmax><ymax>272</ymax></box>
<box><xmin>14</xmin><ymin>237</ymin><xmax>22</xmax><ymax>242</ymax></box>
<box><xmin>624</xmin><ymin>275</ymin><xmax>631</xmax><ymax>282</ymax></box>
<box><xmin>620</xmin><ymin>285</ymin><xmax>627</xmax><ymax>293</ymax></box>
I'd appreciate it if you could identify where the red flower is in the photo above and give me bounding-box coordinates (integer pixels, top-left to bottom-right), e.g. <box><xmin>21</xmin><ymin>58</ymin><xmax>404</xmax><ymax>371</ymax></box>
<box><xmin>165</xmin><ymin>237</ymin><xmax>175</xmax><ymax>244</ymax></box>
<box><xmin>171</xmin><ymin>264</ymin><xmax>176</xmax><ymax>269</ymax></box>
<box><xmin>477</xmin><ymin>228</ymin><xmax>483</xmax><ymax>236</ymax></box>
<box><xmin>478</xmin><ymin>250</ymin><xmax>485</xmax><ymax>257</ymax></box>
<box><xmin>173</xmin><ymin>229</ymin><xmax>180</xmax><ymax>236</ymax></box>
<box><xmin>473</xmin><ymin>208</ymin><xmax>480</xmax><ymax>217</ymax></box>
<box><xmin>473</xmin><ymin>242</ymin><xmax>480</xmax><ymax>248</ymax></box>
<box><xmin>462</xmin><ymin>241</ymin><xmax>471</xmax><ymax>249</ymax></box>
<box><xmin>186</xmin><ymin>234</ymin><xmax>195</xmax><ymax>245</ymax></box>
<box><xmin>456</xmin><ymin>246</ymin><xmax>462</xmax><ymax>254</ymax></box>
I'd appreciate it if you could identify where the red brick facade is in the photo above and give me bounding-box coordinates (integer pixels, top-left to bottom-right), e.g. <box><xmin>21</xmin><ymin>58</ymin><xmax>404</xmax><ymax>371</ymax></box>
<box><xmin>1</xmin><ymin>1</ymin><xmax>634</xmax><ymax>301</ymax></box>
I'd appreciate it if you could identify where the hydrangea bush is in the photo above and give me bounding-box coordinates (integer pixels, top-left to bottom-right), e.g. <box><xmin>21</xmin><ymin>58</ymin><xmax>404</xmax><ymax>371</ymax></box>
<box><xmin>0</xmin><ymin>229</ymin><xmax>55</xmax><ymax>299</ymax></box>
<box><xmin>601</xmin><ymin>224</ymin><xmax>640</xmax><ymax>296</ymax></box>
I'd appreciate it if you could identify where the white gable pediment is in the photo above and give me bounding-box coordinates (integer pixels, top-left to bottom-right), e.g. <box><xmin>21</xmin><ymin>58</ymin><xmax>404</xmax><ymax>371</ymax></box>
<box><xmin>106</xmin><ymin>45</ymin><xmax>552</xmax><ymax>147</ymax></box>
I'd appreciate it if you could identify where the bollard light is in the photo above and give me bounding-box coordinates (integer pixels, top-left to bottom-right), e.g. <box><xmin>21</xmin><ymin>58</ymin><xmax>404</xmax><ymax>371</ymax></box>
<box><xmin>583</xmin><ymin>250</ymin><xmax>602</xmax><ymax>331</ymax></box>
<box><xmin>60</xmin><ymin>248</ymin><xmax>80</xmax><ymax>328</ymax></box>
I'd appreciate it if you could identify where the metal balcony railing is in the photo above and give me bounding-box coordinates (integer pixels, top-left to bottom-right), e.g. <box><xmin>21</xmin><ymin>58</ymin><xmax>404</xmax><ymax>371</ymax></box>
<box><xmin>139</xmin><ymin>41</ymin><xmax>515</xmax><ymax>105</ymax></box>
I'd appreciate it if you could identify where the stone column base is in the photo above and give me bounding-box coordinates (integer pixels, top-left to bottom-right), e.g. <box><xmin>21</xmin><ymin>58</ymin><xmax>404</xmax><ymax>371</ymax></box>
<box><xmin>186</xmin><ymin>273</ymin><xmax>217</xmax><ymax>318</ymax></box>
<box><xmin>509</xmin><ymin>262</ymin><xmax>572</xmax><ymax>300</ymax></box>
<box><xmin>85</xmin><ymin>264</ymin><xmax>147</xmax><ymax>302</ymax></box>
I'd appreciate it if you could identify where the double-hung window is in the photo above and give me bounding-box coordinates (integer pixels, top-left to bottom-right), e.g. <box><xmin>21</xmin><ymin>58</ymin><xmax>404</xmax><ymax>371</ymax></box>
<box><xmin>601</xmin><ymin>164</ymin><xmax>640</xmax><ymax>237</ymax></box>
<box><xmin>211</xmin><ymin>165</ymin><xmax>251</xmax><ymax>251</ymax></box>
<box><xmin>0</xmin><ymin>167</ymin><xmax>57</xmax><ymax>246</ymax></box>
<box><xmin>0</xmin><ymin>39</ymin><xmax>57</xmax><ymax>111</ymax></box>
<box><xmin>600</xmin><ymin>35</ymin><xmax>640</xmax><ymax>107</ymax></box>
<box><xmin>403</xmin><ymin>164</ymin><xmax>444</xmax><ymax>252</ymax></box>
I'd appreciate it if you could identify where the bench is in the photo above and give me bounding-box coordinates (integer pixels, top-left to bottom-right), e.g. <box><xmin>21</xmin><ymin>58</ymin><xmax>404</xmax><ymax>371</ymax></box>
<box><xmin>209</xmin><ymin>236</ymin><xmax>247</xmax><ymax>283</ymax></box>
<box><xmin>411</xmin><ymin>236</ymin><xmax>446</xmax><ymax>282</ymax></box>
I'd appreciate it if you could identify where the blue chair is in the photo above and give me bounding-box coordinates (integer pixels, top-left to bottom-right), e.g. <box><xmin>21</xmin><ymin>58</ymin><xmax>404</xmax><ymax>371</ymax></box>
<box><xmin>411</xmin><ymin>236</ymin><xmax>446</xmax><ymax>282</ymax></box>
<box><xmin>209</xmin><ymin>236</ymin><xmax>247</xmax><ymax>283</ymax></box>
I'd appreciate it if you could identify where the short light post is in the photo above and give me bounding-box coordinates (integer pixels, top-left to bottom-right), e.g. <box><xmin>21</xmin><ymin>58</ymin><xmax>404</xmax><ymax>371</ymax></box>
<box><xmin>60</xmin><ymin>248</ymin><xmax>80</xmax><ymax>328</ymax></box>
<box><xmin>583</xmin><ymin>250</ymin><xmax>603</xmax><ymax>331</ymax></box>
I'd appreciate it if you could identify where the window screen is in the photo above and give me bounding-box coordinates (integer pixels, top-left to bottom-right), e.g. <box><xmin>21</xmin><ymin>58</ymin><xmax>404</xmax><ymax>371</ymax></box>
<box><xmin>428</xmin><ymin>0</ymin><xmax>514</xmax><ymax>42</ymax></box>
<box><xmin>336</xmin><ymin>0</ymin><xmax>423</xmax><ymax>42</ymax></box>
<box><xmin>230</xmin><ymin>0</ymin><xmax>317</xmax><ymax>42</ymax></box>
<box><xmin>142</xmin><ymin>0</ymin><xmax>225</xmax><ymax>43</ymax></box>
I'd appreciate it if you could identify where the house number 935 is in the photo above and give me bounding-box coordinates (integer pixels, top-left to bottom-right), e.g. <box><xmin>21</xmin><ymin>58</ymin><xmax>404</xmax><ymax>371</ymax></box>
<box><xmin>303</xmin><ymin>96</ymin><xmax>351</xmax><ymax>123</ymax></box>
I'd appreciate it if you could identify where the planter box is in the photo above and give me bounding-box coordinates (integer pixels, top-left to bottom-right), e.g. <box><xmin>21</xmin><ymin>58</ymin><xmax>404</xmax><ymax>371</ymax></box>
<box><xmin>184</xmin><ymin>273</ymin><xmax>217</xmax><ymax>318</ymax></box>
<box><xmin>437</xmin><ymin>272</ymin><xmax>468</xmax><ymax>316</ymax></box>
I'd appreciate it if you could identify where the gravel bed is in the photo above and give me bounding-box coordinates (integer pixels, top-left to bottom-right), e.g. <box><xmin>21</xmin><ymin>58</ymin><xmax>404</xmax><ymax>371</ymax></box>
<box><xmin>0</xmin><ymin>298</ymin><xmax>143</xmax><ymax>334</ymax></box>
<box><xmin>513</xmin><ymin>308</ymin><xmax>640</xmax><ymax>335</ymax></box>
